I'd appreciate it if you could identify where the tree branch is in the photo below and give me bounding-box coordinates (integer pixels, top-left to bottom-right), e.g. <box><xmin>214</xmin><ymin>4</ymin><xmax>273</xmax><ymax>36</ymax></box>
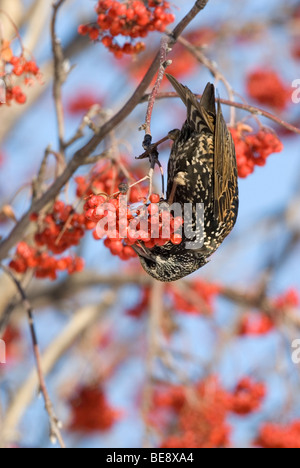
<box><xmin>51</xmin><ymin>0</ymin><xmax>67</xmax><ymax>156</ymax></box>
<box><xmin>141</xmin><ymin>92</ymin><xmax>300</xmax><ymax>135</ymax></box>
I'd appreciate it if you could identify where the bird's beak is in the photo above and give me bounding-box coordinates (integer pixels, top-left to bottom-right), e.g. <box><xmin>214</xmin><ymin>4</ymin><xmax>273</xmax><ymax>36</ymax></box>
<box><xmin>131</xmin><ymin>244</ymin><xmax>155</xmax><ymax>261</ymax></box>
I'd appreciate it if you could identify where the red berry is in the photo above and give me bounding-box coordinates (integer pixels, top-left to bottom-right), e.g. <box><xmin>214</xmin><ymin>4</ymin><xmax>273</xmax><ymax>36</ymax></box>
<box><xmin>149</xmin><ymin>193</ymin><xmax>160</xmax><ymax>204</ymax></box>
<box><xmin>171</xmin><ymin>233</ymin><xmax>183</xmax><ymax>245</ymax></box>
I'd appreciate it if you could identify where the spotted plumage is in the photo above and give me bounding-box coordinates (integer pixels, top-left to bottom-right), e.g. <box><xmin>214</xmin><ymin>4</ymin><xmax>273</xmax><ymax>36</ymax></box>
<box><xmin>136</xmin><ymin>74</ymin><xmax>239</xmax><ymax>282</ymax></box>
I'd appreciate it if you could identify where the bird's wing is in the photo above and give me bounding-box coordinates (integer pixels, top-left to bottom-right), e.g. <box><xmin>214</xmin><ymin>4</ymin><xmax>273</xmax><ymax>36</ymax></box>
<box><xmin>213</xmin><ymin>101</ymin><xmax>237</xmax><ymax>223</ymax></box>
<box><xmin>166</xmin><ymin>74</ymin><xmax>215</xmax><ymax>133</ymax></box>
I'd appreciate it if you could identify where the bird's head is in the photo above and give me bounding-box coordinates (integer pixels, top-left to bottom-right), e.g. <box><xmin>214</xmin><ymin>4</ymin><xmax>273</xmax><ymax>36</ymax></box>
<box><xmin>134</xmin><ymin>245</ymin><xmax>207</xmax><ymax>282</ymax></box>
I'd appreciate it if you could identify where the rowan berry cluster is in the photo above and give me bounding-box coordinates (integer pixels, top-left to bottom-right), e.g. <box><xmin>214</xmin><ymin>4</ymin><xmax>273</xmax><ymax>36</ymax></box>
<box><xmin>256</xmin><ymin>421</ymin><xmax>300</xmax><ymax>449</ymax></box>
<box><xmin>67</xmin><ymin>91</ymin><xmax>103</xmax><ymax>116</ymax></box>
<box><xmin>1</xmin><ymin>325</ymin><xmax>21</xmax><ymax>364</ymax></box>
<box><xmin>230</xmin><ymin>378</ymin><xmax>266</xmax><ymax>415</ymax></box>
<box><xmin>274</xmin><ymin>288</ymin><xmax>299</xmax><ymax>310</ymax></box>
<box><xmin>32</xmin><ymin>201</ymin><xmax>86</xmax><ymax>255</ymax></box>
<box><xmin>78</xmin><ymin>0</ymin><xmax>175</xmax><ymax>58</ymax></box>
<box><xmin>153</xmin><ymin>379</ymin><xmax>232</xmax><ymax>448</ymax></box>
<box><xmin>239</xmin><ymin>313</ymin><xmax>274</xmax><ymax>336</ymax></box>
<box><xmin>126</xmin><ymin>287</ymin><xmax>150</xmax><ymax>317</ymax></box>
<box><xmin>230</xmin><ymin>125</ymin><xmax>284</xmax><ymax>178</ymax></box>
<box><xmin>68</xmin><ymin>385</ymin><xmax>121</xmax><ymax>432</ymax></box>
<box><xmin>152</xmin><ymin>376</ymin><xmax>266</xmax><ymax>448</ymax></box>
<box><xmin>238</xmin><ymin>289</ymin><xmax>299</xmax><ymax>336</ymax></box>
<box><xmin>76</xmin><ymin>159</ymin><xmax>184</xmax><ymax>260</ymax></box>
<box><xmin>0</xmin><ymin>39</ymin><xmax>41</xmax><ymax>106</ymax></box>
<box><xmin>9</xmin><ymin>200</ymin><xmax>86</xmax><ymax>279</ymax></box>
<box><xmin>246</xmin><ymin>69</ymin><xmax>291</xmax><ymax>111</ymax></box>
<box><xmin>9</xmin><ymin>241</ymin><xmax>84</xmax><ymax>280</ymax></box>
<box><xmin>83</xmin><ymin>192</ymin><xmax>184</xmax><ymax>261</ymax></box>
<box><xmin>75</xmin><ymin>160</ymin><xmax>148</xmax><ymax>204</ymax></box>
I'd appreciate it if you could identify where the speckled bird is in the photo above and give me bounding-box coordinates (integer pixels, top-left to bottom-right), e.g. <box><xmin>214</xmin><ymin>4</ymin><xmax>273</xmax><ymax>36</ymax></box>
<box><xmin>135</xmin><ymin>74</ymin><xmax>239</xmax><ymax>282</ymax></box>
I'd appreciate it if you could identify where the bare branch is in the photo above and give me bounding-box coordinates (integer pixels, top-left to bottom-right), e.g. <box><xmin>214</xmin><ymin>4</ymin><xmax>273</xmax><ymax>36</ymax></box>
<box><xmin>141</xmin><ymin>92</ymin><xmax>300</xmax><ymax>135</ymax></box>
<box><xmin>51</xmin><ymin>0</ymin><xmax>67</xmax><ymax>156</ymax></box>
<box><xmin>0</xmin><ymin>264</ymin><xmax>66</xmax><ymax>448</ymax></box>
<box><xmin>142</xmin><ymin>37</ymin><xmax>171</xmax><ymax>142</ymax></box>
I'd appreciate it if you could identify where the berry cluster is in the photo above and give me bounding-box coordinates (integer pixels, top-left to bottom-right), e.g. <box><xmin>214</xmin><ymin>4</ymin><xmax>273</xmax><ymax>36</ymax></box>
<box><xmin>9</xmin><ymin>201</ymin><xmax>86</xmax><ymax>279</ymax></box>
<box><xmin>0</xmin><ymin>39</ymin><xmax>41</xmax><ymax>106</ymax></box>
<box><xmin>230</xmin><ymin>125</ymin><xmax>284</xmax><ymax>178</ymax></box>
<box><xmin>67</xmin><ymin>91</ymin><xmax>103</xmax><ymax>116</ymax></box>
<box><xmin>76</xmin><ymin>160</ymin><xmax>145</xmax><ymax>260</ymax></box>
<box><xmin>274</xmin><ymin>288</ymin><xmax>299</xmax><ymax>310</ymax></box>
<box><xmin>256</xmin><ymin>421</ymin><xmax>300</xmax><ymax>449</ymax></box>
<box><xmin>238</xmin><ymin>289</ymin><xmax>299</xmax><ymax>336</ymax></box>
<box><xmin>126</xmin><ymin>287</ymin><xmax>150</xmax><ymax>317</ymax></box>
<box><xmin>75</xmin><ymin>160</ymin><xmax>148</xmax><ymax>204</ymax></box>
<box><xmin>9</xmin><ymin>201</ymin><xmax>86</xmax><ymax>280</ymax></box>
<box><xmin>1</xmin><ymin>325</ymin><xmax>22</xmax><ymax>364</ymax></box>
<box><xmin>83</xmin><ymin>192</ymin><xmax>184</xmax><ymax>261</ymax></box>
<box><xmin>239</xmin><ymin>313</ymin><xmax>274</xmax><ymax>336</ymax></box>
<box><xmin>68</xmin><ymin>385</ymin><xmax>121</xmax><ymax>432</ymax></box>
<box><xmin>9</xmin><ymin>241</ymin><xmax>84</xmax><ymax>280</ymax></box>
<box><xmin>153</xmin><ymin>378</ymin><xmax>231</xmax><ymax>448</ymax></box>
<box><xmin>246</xmin><ymin>69</ymin><xmax>291</xmax><ymax>111</ymax></box>
<box><xmin>78</xmin><ymin>0</ymin><xmax>175</xmax><ymax>58</ymax></box>
<box><xmin>152</xmin><ymin>376</ymin><xmax>266</xmax><ymax>448</ymax></box>
<box><xmin>230</xmin><ymin>378</ymin><xmax>266</xmax><ymax>415</ymax></box>
<box><xmin>33</xmin><ymin>201</ymin><xmax>86</xmax><ymax>255</ymax></box>
<box><xmin>169</xmin><ymin>280</ymin><xmax>222</xmax><ymax>315</ymax></box>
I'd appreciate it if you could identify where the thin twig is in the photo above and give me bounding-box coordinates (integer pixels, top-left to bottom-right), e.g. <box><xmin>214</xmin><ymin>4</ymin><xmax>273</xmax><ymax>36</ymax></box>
<box><xmin>141</xmin><ymin>92</ymin><xmax>300</xmax><ymax>135</ymax></box>
<box><xmin>64</xmin><ymin>104</ymin><xmax>103</xmax><ymax>148</ymax></box>
<box><xmin>81</xmin><ymin>150</ymin><xmax>112</xmax><ymax>166</ymax></box>
<box><xmin>0</xmin><ymin>264</ymin><xmax>66</xmax><ymax>448</ymax></box>
<box><xmin>51</xmin><ymin>0</ymin><xmax>67</xmax><ymax>156</ymax></box>
<box><xmin>142</xmin><ymin>37</ymin><xmax>171</xmax><ymax>145</ymax></box>
<box><xmin>140</xmin><ymin>37</ymin><xmax>172</xmax><ymax>197</ymax></box>
<box><xmin>32</xmin><ymin>145</ymin><xmax>65</xmax><ymax>201</ymax></box>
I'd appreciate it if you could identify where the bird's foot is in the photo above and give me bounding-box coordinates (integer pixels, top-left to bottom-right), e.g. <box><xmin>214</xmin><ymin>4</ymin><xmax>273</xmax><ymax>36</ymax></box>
<box><xmin>136</xmin><ymin>134</ymin><xmax>167</xmax><ymax>199</ymax></box>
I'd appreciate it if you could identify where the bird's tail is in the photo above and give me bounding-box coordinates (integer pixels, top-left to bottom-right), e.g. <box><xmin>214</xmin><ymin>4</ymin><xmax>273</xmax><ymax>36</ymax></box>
<box><xmin>166</xmin><ymin>74</ymin><xmax>215</xmax><ymax>133</ymax></box>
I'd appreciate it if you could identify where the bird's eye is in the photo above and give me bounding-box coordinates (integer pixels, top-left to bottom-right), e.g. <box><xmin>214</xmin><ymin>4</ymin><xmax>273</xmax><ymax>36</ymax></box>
<box><xmin>145</xmin><ymin>258</ymin><xmax>156</xmax><ymax>270</ymax></box>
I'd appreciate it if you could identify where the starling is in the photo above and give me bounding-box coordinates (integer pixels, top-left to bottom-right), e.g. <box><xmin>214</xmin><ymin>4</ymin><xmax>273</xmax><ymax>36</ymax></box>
<box><xmin>135</xmin><ymin>74</ymin><xmax>239</xmax><ymax>282</ymax></box>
